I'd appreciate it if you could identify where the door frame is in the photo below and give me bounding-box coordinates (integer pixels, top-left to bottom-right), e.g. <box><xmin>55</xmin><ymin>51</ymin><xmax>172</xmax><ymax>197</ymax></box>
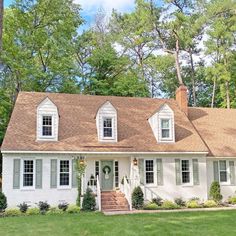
<box><xmin>100</xmin><ymin>160</ymin><xmax>114</xmax><ymax>191</ymax></box>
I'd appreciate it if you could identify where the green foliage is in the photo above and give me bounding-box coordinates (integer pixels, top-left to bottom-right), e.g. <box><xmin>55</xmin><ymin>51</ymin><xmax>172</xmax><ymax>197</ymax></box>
<box><xmin>186</xmin><ymin>200</ymin><xmax>201</xmax><ymax>208</ymax></box>
<box><xmin>0</xmin><ymin>192</ymin><xmax>7</xmax><ymax>212</ymax></box>
<box><xmin>203</xmin><ymin>200</ymin><xmax>218</xmax><ymax>208</ymax></box>
<box><xmin>132</xmin><ymin>186</ymin><xmax>144</xmax><ymax>209</ymax></box>
<box><xmin>66</xmin><ymin>205</ymin><xmax>80</xmax><ymax>214</ymax></box>
<box><xmin>151</xmin><ymin>197</ymin><xmax>163</xmax><ymax>206</ymax></box>
<box><xmin>82</xmin><ymin>188</ymin><xmax>96</xmax><ymax>211</ymax></box>
<box><xmin>143</xmin><ymin>203</ymin><xmax>159</xmax><ymax>210</ymax></box>
<box><xmin>4</xmin><ymin>208</ymin><xmax>21</xmax><ymax>217</ymax></box>
<box><xmin>46</xmin><ymin>207</ymin><xmax>64</xmax><ymax>215</ymax></box>
<box><xmin>17</xmin><ymin>202</ymin><xmax>29</xmax><ymax>213</ymax></box>
<box><xmin>37</xmin><ymin>201</ymin><xmax>50</xmax><ymax>214</ymax></box>
<box><xmin>209</xmin><ymin>181</ymin><xmax>223</xmax><ymax>202</ymax></box>
<box><xmin>58</xmin><ymin>202</ymin><xmax>68</xmax><ymax>212</ymax></box>
<box><xmin>26</xmin><ymin>208</ymin><xmax>40</xmax><ymax>215</ymax></box>
<box><xmin>228</xmin><ymin>196</ymin><xmax>236</xmax><ymax>204</ymax></box>
<box><xmin>161</xmin><ymin>200</ymin><xmax>179</xmax><ymax>209</ymax></box>
<box><xmin>174</xmin><ymin>198</ymin><xmax>186</xmax><ymax>207</ymax></box>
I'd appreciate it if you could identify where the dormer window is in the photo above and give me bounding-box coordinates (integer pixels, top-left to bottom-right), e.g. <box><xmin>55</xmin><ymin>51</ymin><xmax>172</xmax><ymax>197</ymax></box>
<box><xmin>161</xmin><ymin>118</ymin><xmax>171</xmax><ymax>139</ymax></box>
<box><xmin>103</xmin><ymin>117</ymin><xmax>113</xmax><ymax>138</ymax></box>
<box><xmin>42</xmin><ymin>115</ymin><xmax>53</xmax><ymax>136</ymax></box>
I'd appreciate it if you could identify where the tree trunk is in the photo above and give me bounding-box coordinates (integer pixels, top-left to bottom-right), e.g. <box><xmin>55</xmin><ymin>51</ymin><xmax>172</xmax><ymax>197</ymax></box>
<box><xmin>226</xmin><ymin>81</ymin><xmax>230</xmax><ymax>109</ymax></box>
<box><xmin>189</xmin><ymin>50</ymin><xmax>196</xmax><ymax>106</ymax></box>
<box><xmin>175</xmin><ymin>38</ymin><xmax>183</xmax><ymax>85</ymax></box>
<box><xmin>211</xmin><ymin>77</ymin><xmax>216</xmax><ymax>108</ymax></box>
<box><xmin>0</xmin><ymin>0</ymin><xmax>3</xmax><ymax>50</ymax></box>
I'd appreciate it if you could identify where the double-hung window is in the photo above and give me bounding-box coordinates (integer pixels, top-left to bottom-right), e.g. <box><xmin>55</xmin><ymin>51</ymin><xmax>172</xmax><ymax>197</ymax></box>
<box><xmin>103</xmin><ymin>117</ymin><xmax>113</xmax><ymax>138</ymax></box>
<box><xmin>181</xmin><ymin>160</ymin><xmax>190</xmax><ymax>184</ymax></box>
<box><xmin>42</xmin><ymin>115</ymin><xmax>52</xmax><ymax>137</ymax></box>
<box><xmin>145</xmin><ymin>160</ymin><xmax>154</xmax><ymax>184</ymax></box>
<box><xmin>23</xmin><ymin>160</ymin><xmax>34</xmax><ymax>187</ymax></box>
<box><xmin>59</xmin><ymin>160</ymin><xmax>70</xmax><ymax>186</ymax></box>
<box><xmin>161</xmin><ymin>118</ymin><xmax>171</xmax><ymax>139</ymax></box>
<box><xmin>219</xmin><ymin>160</ymin><xmax>227</xmax><ymax>182</ymax></box>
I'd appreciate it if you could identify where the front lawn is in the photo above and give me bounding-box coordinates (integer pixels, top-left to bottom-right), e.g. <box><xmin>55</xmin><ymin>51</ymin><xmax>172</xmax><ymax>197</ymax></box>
<box><xmin>1</xmin><ymin>210</ymin><xmax>236</xmax><ymax>236</ymax></box>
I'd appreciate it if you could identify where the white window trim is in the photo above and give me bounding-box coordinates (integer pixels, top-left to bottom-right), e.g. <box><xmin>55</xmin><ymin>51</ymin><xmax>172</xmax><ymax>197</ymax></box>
<box><xmin>181</xmin><ymin>159</ymin><xmax>193</xmax><ymax>186</ymax></box>
<box><xmin>144</xmin><ymin>159</ymin><xmax>156</xmax><ymax>186</ymax></box>
<box><xmin>21</xmin><ymin>159</ymin><xmax>36</xmax><ymax>190</ymax></box>
<box><xmin>218</xmin><ymin>160</ymin><xmax>230</xmax><ymax>185</ymax></box>
<box><xmin>38</xmin><ymin>114</ymin><xmax>56</xmax><ymax>140</ymax></box>
<box><xmin>102</xmin><ymin>116</ymin><xmax>115</xmax><ymax>140</ymax></box>
<box><xmin>57</xmin><ymin>159</ymin><xmax>72</xmax><ymax>189</ymax></box>
<box><xmin>160</xmin><ymin>118</ymin><xmax>172</xmax><ymax>140</ymax></box>
<box><xmin>158</xmin><ymin>116</ymin><xmax>174</xmax><ymax>142</ymax></box>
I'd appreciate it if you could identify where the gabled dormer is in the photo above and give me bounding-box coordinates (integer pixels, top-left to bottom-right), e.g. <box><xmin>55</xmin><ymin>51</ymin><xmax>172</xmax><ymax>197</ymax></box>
<box><xmin>96</xmin><ymin>101</ymin><xmax>117</xmax><ymax>142</ymax></box>
<box><xmin>149</xmin><ymin>103</ymin><xmax>175</xmax><ymax>143</ymax></box>
<box><xmin>37</xmin><ymin>97</ymin><xmax>59</xmax><ymax>141</ymax></box>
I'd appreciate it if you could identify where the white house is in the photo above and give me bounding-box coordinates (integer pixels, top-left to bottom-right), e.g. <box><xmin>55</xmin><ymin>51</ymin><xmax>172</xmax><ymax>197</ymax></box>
<box><xmin>2</xmin><ymin>85</ymin><xmax>236</xmax><ymax>211</ymax></box>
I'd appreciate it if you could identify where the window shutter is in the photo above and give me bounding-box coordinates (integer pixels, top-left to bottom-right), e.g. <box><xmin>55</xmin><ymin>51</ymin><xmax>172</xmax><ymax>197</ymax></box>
<box><xmin>138</xmin><ymin>159</ymin><xmax>144</xmax><ymax>185</ymax></box>
<box><xmin>229</xmin><ymin>161</ymin><xmax>235</xmax><ymax>185</ymax></box>
<box><xmin>192</xmin><ymin>159</ymin><xmax>199</xmax><ymax>185</ymax></box>
<box><xmin>13</xmin><ymin>159</ymin><xmax>21</xmax><ymax>189</ymax></box>
<box><xmin>213</xmin><ymin>161</ymin><xmax>219</xmax><ymax>182</ymax></box>
<box><xmin>156</xmin><ymin>159</ymin><xmax>163</xmax><ymax>185</ymax></box>
<box><xmin>50</xmin><ymin>159</ymin><xmax>57</xmax><ymax>188</ymax></box>
<box><xmin>175</xmin><ymin>159</ymin><xmax>181</xmax><ymax>185</ymax></box>
<box><xmin>72</xmin><ymin>159</ymin><xmax>77</xmax><ymax>188</ymax></box>
<box><xmin>36</xmin><ymin>159</ymin><xmax>43</xmax><ymax>189</ymax></box>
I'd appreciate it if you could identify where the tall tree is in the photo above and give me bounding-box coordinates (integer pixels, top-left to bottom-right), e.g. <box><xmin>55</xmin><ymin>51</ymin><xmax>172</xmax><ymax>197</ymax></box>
<box><xmin>0</xmin><ymin>0</ymin><xmax>3</xmax><ymax>49</ymax></box>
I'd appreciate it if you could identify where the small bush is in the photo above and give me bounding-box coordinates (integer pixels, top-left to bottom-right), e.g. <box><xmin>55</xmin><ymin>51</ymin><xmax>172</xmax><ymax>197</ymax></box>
<box><xmin>4</xmin><ymin>208</ymin><xmax>21</xmax><ymax>217</ymax></box>
<box><xmin>161</xmin><ymin>200</ymin><xmax>179</xmax><ymax>209</ymax></box>
<box><xmin>66</xmin><ymin>205</ymin><xmax>80</xmax><ymax>214</ymax></box>
<box><xmin>174</xmin><ymin>198</ymin><xmax>186</xmax><ymax>207</ymax></box>
<box><xmin>132</xmin><ymin>186</ymin><xmax>144</xmax><ymax>209</ymax></box>
<box><xmin>0</xmin><ymin>192</ymin><xmax>7</xmax><ymax>212</ymax></box>
<box><xmin>82</xmin><ymin>188</ymin><xmax>96</xmax><ymax>211</ymax></box>
<box><xmin>204</xmin><ymin>200</ymin><xmax>218</xmax><ymax>208</ymax></box>
<box><xmin>228</xmin><ymin>196</ymin><xmax>236</xmax><ymax>204</ymax></box>
<box><xmin>46</xmin><ymin>207</ymin><xmax>64</xmax><ymax>215</ymax></box>
<box><xmin>209</xmin><ymin>181</ymin><xmax>223</xmax><ymax>202</ymax></box>
<box><xmin>26</xmin><ymin>208</ymin><xmax>40</xmax><ymax>215</ymax></box>
<box><xmin>143</xmin><ymin>203</ymin><xmax>159</xmax><ymax>210</ymax></box>
<box><xmin>152</xmin><ymin>197</ymin><xmax>163</xmax><ymax>206</ymax></box>
<box><xmin>37</xmin><ymin>201</ymin><xmax>50</xmax><ymax>214</ymax></box>
<box><xmin>18</xmin><ymin>202</ymin><xmax>29</xmax><ymax>213</ymax></box>
<box><xmin>186</xmin><ymin>200</ymin><xmax>201</xmax><ymax>208</ymax></box>
<box><xmin>58</xmin><ymin>202</ymin><xmax>69</xmax><ymax>212</ymax></box>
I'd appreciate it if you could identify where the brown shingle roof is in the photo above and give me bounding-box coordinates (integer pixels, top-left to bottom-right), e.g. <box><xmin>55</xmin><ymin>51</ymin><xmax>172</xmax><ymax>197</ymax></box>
<box><xmin>189</xmin><ymin>107</ymin><xmax>236</xmax><ymax>157</ymax></box>
<box><xmin>1</xmin><ymin>92</ymin><xmax>208</xmax><ymax>153</ymax></box>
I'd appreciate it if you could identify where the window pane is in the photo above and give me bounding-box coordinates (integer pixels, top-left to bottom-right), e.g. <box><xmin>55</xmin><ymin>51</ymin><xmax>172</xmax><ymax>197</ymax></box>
<box><xmin>220</xmin><ymin>171</ymin><xmax>227</xmax><ymax>182</ymax></box>
<box><xmin>60</xmin><ymin>161</ymin><xmax>69</xmax><ymax>172</ymax></box>
<box><xmin>60</xmin><ymin>161</ymin><xmax>69</xmax><ymax>186</ymax></box>
<box><xmin>146</xmin><ymin>172</ymin><xmax>154</xmax><ymax>184</ymax></box>
<box><xmin>104</xmin><ymin>118</ymin><xmax>112</xmax><ymax>128</ymax></box>
<box><xmin>182</xmin><ymin>172</ymin><xmax>190</xmax><ymax>183</ymax></box>
<box><xmin>219</xmin><ymin>161</ymin><xmax>226</xmax><ymax>171</ymax></box>
<box><xmin>146</xmin><ymin>160</ymin><xmax>154</xmax><ymax>171</ymax></box>
<box><xmin>161</xmin><ymin>119</ymin><xmax>170</xmax><ymax>129</ymax></box>
<box><xmin>43</xmin><ymin>116</ymin><xmax>52</xmax><ymax>125</ymax></box>
<box><xmin>60</xmin><ymin>173</ymin><xmax>69</xmax><ymax>186</ymax></box>
<box><xmin>23</xmin><ymin>174</ymin><xmax>33</xmax><ymax>186</ymax></box>
<box><xmin>104</xmin><ymin>128</ymin><xmax>112</xmax><ymax>137</ymax></box>
<box><xmin>162</xmin><ymin>129</ymin><xmax>170</xmax><ymax>138</ymax></box>
<box><xmin>43</xmin><ymin>126</ymin><xmax>52</xmax><ymax>136</ymax></box>
<box><xmin>182</xmin><ymin>160</ymin><xmax>189</xmax><ymax>171</ymax></box>
<box><xmin>23</xmin><ymin>160</ymin><xmax>34</xmax><ymax>187</ymax></box>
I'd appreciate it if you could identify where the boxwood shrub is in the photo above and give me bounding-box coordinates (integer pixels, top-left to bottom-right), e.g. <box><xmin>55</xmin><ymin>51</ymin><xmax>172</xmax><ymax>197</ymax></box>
<box><xmin>203</xmin><ymin>200</ymin><xmax>218</xmax><ymax>208</ymax></box>
<box><xmin>132</xmin><ymin>186</ymin><xmax>144</xmax><ymax>209</ymax></box>
<box><xmin>228</xmin><ymin>196</ymin><xmax>236</xmax><ymax>204</ymax></box>
<box><xmin>4</xmin><ymin>208</ymin><xmax>21</xmax><ymax>217</ymax></box>
<box><xmin>186</xmin><ymin>200</ymin><xmax>201</xmax><ymax>208</ymax></box>
<box><xmin>26</xmin><ymin>207</ymin><xmax>40</xmax><ymax>215</ymax></box>
<box><xmin>66</xmin><ymin>205</ymin><xmax>80</xmax><ymax>214</ymax></box>
<box><xmin>161</xmin><ymin>200</ymin><xmax>179</xmax><ymax>209</ymax></box>
<box><xmin>143</xmin><ymin>203</ymin><xmax>159</xmax><ymax>210</ymax></box>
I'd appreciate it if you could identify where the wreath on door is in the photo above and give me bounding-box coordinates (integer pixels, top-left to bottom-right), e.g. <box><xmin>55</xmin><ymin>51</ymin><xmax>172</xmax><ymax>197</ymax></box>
<box><xmin>102</xmin><ymin>165</ymin><xmax>111</xmax><ymax>174</ymax></box>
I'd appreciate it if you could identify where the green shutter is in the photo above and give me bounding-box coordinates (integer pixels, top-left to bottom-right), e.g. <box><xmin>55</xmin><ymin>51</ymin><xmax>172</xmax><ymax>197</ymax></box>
<box><xmin>213</xmin><ymin>161</ymin><xmax>219</xmax><ymax>182</ymax></box>
<box><xmin>156</xmin><ymin>159</ymin><xmax>163</xmax><ymax>185</ymax></box>
<box><xmin>35</xmin><ymin>159</ymin><xmax>43</xmax><ymax>189</ymax></box>
<box><xmin>175</xmin><ymin>159</ymin><xmax>181</xmax><ymax>185</ymax></box>
<box><xmin>72</xmin><ymin>159</ymin><xmax>77</xmax><ymax>188</ymax></box>
<box><xmin>229</xmin><ymin>161</ymin><xmax>235</xmax><ymax>185</ymax></box>
<box><xmin>138</xmin><ymin>159</ymin><xmax>144</xmax><ymax>185</ymax></box>
<box><xmin>50</xmin><ymin>159</ymin><xmax>57</xmax><ymax>188</ymax></box>
<box><xmin>13</xmin><ymin>159</ymin><xmax>21</xmax><ymax>189</ymax></box>
<box><xmin>193</xmin><ymin>159</ymin><xmax>199</xmax><ymax>185</ymax></box>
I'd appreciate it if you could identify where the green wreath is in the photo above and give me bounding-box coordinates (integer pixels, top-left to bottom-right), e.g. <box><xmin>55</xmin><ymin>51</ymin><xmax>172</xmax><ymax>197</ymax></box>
<box><xmin>102</xmin><ymin>165</ymin><xmax>111</xmax><ymax>174</ymax></box>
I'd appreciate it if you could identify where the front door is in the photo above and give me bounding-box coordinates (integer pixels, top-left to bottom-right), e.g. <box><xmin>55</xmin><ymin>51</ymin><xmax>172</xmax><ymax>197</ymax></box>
<box><xmin>101</xmin><ymin>161</ymin><xmax>114</xmax><ymax>191</ymax></box>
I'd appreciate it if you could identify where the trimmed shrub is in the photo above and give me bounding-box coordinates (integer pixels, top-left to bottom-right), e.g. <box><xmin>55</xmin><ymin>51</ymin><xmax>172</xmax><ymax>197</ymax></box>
<box><xmin>186</xmin><ymin>200</ymin><xmax>201</xmax><ymax>208</ymax></box>
<box><xmin>228</xmin><ymin>196</ymin><xmax>236</xmax><ymax>204</ymax></box>
<box><xmin>67</xmin><ymin>205</ymin><xmax>80</xmax><ymax>214</ymax></box>
<box><xmin>161</xmin><ymin>200</ymin><xmax>179</xmax><ymax>210</ymax></box>
<box><xmin>152</xmin><ymin>197</ymin><xmax>163</xmax><ymax>206</ymax></box>
<box><xmin>204</xmin><ymin>200</ymin><xmax>218</xmax><ymax>208</ymax></box>
<box><xmin>46</xmin><ymin>207</ymin><xmax>64</xmax><ymax>215</ymax></box>
<box><xmin>4</xmin><ymin>208</ymin><xmax>21</xmax><ymax>217</ymax></box>
<box><xmin>174</xmin><ymin>198</ymin><xmax>186</xmax><ymax>207</ymax></box>
<box><xmin>143</xmin><ymin>203</ymin><xmax>159</xmax><ymax>210</ymax></box>
<box><xmin>37</xmin><ymin>201</ymin><xmax>50</xmax><ymax>214</ymax></box>
<box><xmin>18</xmin><ymin>202</ymin><xmax>29</xmax><ymax>213</ymax></box>
<box><xmin>209</xmin><ymin>181</ymin><xmax>223</xmax><ymax>202</ymax></box>
<box><xmin>58</xmin><ymin>202</ymin><xmax>69</xmax><ymax>212</ymax></box>
<box><xmin>82</xmin><ymin>188</ymin><xmax>96</xmax><ymax>211</ymax></box>
<box><xmin>26</xmin><ymin>208</ymin><xmax>40</xmax><ymax>215</ymax></box>
<box><xmin>132</xmin><ymin>186</ymin><xmax>144</xmax><ymax>209</ymax></box>
<box><xmin>0</xmin><ymin>192</ymin><xmax>7</xmax><ymax>212</ymax></box>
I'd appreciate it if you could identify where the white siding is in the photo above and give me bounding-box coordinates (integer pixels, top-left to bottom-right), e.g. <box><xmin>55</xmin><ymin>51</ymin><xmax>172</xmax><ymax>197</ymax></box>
<box><xmin>96</xmin><ymin>101</ymin><xmax>117</xmax><ymax>142</ymax></box>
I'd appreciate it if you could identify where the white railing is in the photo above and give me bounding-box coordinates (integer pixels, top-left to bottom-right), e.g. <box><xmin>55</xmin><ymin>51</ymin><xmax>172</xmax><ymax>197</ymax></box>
<box><xmin>143</xmin><ymin>185</ymin><xmax>159</xmax><ymax>200</ymax></box>
<box><xmin>96</xmin><ymin>175</ymin><xmax>101</xmax><ymax>211</ymax></box>
<box><xmin>122</xmin><ymin>177</ymin><xmax>132</xmax><ymax>211</ymax></box>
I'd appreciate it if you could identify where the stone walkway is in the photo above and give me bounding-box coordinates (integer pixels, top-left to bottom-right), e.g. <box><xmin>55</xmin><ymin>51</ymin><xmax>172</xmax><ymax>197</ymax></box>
<box><xmin>103</xmin><ymin>206</ymin><xmax>236</xmax><ymax>215</ymax></box>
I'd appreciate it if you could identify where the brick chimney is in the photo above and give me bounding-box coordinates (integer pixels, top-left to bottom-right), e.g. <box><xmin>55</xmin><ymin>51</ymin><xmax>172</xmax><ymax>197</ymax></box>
<box><xmin>176</xmin><ymin>85</ymin><xmax>188</xmax><ymax>116</ymax></box>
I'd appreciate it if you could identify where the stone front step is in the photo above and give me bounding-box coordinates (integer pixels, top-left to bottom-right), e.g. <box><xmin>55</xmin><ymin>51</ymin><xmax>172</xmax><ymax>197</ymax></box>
<box><xmin>101</xmin><ymin>191</ymin><xmax>130</xmax><ymax>212</ymax></box>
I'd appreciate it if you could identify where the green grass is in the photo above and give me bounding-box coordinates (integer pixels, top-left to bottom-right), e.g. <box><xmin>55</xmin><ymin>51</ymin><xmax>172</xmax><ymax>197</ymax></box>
<box><xmin>1</xmin><ymin>210</ymin><xmax>236</xmax><ymax>236</ymax></box>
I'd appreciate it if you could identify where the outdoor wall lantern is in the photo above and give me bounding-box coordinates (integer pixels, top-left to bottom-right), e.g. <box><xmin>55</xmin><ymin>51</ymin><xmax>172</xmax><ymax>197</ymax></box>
<box><xmin>133</xmin><ymin>158</ymin><xmax>138</xmax><ymax>166</ymax></box>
